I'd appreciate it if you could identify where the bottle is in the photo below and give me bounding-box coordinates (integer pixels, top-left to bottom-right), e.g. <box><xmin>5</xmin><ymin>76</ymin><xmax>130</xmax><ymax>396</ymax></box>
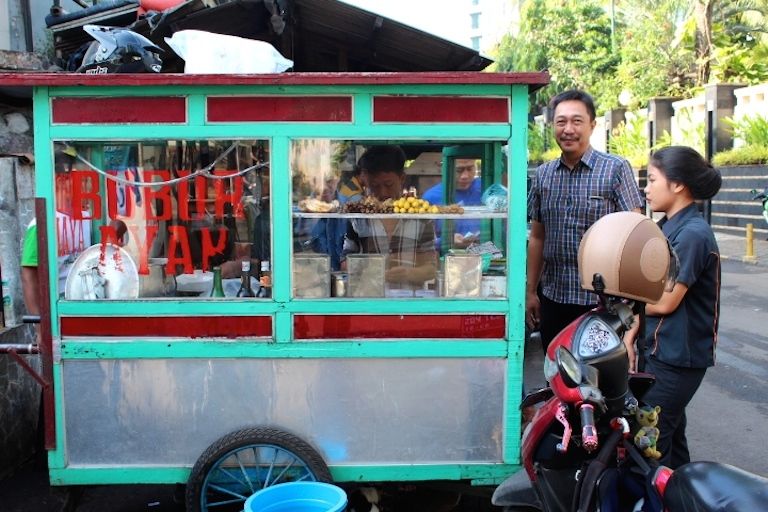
<box><xmin>209</xmin><ymin>266</ymin><xmax>225</xmax><ymax>298</ymax></box>
<box><xmin>236</xmin><ymin>260</ymin><xmax>256</xmax><ymax>297</ymax></box>
<box><xmin>257</xmin><ymin>260</ymin><xmax>272</xmax><ymax>298</ymax></box>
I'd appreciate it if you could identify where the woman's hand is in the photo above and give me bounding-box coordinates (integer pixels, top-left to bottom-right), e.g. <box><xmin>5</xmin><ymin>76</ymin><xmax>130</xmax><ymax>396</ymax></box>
<box><xmin>623</xmin><ymin>314</ymin><xmax>640</xmax><ymax>373</ymax></box>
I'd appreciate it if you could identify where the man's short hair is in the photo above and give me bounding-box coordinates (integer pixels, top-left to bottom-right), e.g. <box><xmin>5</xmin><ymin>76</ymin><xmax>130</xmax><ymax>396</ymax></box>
<box><xmin>357</xmin><ymin>145</ymin><xmax>407</xmax><ymax>176</ymax></box>
<box><xmin>549</xmin><ymin>90</ymin><xmax>597</xmax><ymax>121</ymax></box>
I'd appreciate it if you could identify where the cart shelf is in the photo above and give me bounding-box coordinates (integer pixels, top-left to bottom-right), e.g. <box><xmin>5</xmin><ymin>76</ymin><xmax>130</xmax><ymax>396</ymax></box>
<box><xmin>292</xmin><ymin>210</ymin><xmax>507</xmax><ymax>220</ymax></box>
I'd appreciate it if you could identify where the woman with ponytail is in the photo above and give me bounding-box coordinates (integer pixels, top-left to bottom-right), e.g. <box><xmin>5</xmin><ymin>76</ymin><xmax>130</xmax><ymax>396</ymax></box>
<box><xmin>625</xmin><ymin>146</ymin><xmax>722</xmax><ymax>469</ymax></box>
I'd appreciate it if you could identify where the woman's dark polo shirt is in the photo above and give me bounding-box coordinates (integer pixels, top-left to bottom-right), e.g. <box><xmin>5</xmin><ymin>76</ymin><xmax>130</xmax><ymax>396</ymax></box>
<box><xmin>643</xmin><ymin>203</ymin><xmax>720</xmax><ymax>368</ymax></box>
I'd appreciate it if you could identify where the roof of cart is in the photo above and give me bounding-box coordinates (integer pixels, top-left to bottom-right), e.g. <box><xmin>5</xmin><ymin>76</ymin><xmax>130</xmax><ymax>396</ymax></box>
<box><xmin>0</xmin><ymin>71</ymin><xmax>550</xmax><ymax>88</ymax></box>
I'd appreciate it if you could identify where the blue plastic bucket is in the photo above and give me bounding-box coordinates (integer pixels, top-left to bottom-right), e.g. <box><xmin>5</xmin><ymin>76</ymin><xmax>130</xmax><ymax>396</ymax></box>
<box><xmin>244</xmin><ymin>482</ymin><xmax>347</xmax><ymax>512</ymax></box>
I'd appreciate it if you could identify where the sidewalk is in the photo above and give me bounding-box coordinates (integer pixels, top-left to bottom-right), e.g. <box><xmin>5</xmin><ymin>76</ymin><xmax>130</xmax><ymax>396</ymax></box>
<box><xmin>715</xmin><ymin>231</ymin><xmax>768</xmax><ymax>267</ymax></box>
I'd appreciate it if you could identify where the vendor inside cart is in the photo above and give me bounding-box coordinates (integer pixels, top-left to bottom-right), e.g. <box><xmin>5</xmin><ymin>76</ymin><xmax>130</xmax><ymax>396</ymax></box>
<box><xmin>341</xmin><ymin>145</ymin><xmax>438</xmax><ymax>288</ymax></box>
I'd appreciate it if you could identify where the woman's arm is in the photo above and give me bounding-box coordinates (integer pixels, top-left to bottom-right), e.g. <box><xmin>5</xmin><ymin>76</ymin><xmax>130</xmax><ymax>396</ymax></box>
<box><xmin>622</xmin><ymin>314</ymin><xmax>640</xmax><ymax>373</ymax></box>
<box><xmin>646</xmin><ymin>282</ymin><xmax>689</xmax><ymax>316</ymax></box>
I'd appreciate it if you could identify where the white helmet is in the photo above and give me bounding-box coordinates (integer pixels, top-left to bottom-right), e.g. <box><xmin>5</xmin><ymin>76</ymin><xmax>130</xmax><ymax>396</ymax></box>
<box><xmin>578</xmin><ymin>212</ymin><xmax>676</xmax><ymax>304</ymax></box>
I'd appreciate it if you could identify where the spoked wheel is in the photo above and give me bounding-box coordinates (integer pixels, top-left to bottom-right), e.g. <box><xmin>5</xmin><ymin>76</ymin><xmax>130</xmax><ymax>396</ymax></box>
<box><xmin>186</xmin><ymin>427</ymin><xmax>332</xmax><ymax>512</ymax></box>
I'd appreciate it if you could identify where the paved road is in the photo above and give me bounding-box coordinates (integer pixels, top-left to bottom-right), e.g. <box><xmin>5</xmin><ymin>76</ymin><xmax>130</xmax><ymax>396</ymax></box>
<box><xmin>687</xmin><ymin>259</ymin><xmax>768</xmax><ymax>476</ymax></box>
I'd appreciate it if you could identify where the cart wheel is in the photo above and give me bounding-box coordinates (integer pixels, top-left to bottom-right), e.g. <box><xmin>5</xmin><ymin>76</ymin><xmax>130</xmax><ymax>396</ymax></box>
<box><xmin>185</xmin><ymin>427</ymin><xmax>332</xmax><ymax>512</ymax></box>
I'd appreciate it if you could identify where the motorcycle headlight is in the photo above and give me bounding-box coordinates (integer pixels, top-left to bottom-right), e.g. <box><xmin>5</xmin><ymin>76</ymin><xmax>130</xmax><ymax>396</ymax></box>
<box><xmin>576</xmin><ymin>317</ymin><xmax>622</xmax><ymax>360</ymax></box>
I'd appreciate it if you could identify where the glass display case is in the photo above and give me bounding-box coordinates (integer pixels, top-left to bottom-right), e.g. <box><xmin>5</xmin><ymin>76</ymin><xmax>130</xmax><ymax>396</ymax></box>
<box><xmin>54</xmin><ymin>139</ymin><xmax>271</xmax><ymax>299</ymax></box>
<box><xmin>290</xmin><ymin>139</ymin><xmax>509</xmax><ymax>299</ymax></box>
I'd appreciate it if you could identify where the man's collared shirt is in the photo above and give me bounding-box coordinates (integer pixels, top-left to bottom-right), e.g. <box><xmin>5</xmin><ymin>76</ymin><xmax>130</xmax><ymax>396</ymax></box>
<box><xmin>528</xmin><ymin>147</ymin><xmax>643</xmax><ymax>305</ymax></box>
<box><xmin>343</xmin><ymin>218</ymin><xmax>436</xmax><ymax>263</ymax></box>
<box><xmin>644</xmin><ymin>203</ymin><xmax>720</xmax><ymax>368</ymax></box>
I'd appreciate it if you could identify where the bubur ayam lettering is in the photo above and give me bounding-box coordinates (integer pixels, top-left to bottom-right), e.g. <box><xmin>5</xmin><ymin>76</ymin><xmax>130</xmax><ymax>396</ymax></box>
<box><xmin>70</xmin><ymin>170</ymin><xmax>244</xmax><ymax>275</ymax></box>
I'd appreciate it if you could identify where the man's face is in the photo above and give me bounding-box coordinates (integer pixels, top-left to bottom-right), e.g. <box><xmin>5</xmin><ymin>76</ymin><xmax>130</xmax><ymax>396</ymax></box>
<box><xmin>365</xmin><ymin>170</ymin><xmax>405</xmax><ymax>201</ymax></box>
<box><xmin>454</xmin><ymin>159</ymin><xmax>477</xmax><ymax>191</ymax></box>
<box><xmin>553</xmin><ymin>100</ymin><xmax>596</xmax><ymax>160</ymax></box>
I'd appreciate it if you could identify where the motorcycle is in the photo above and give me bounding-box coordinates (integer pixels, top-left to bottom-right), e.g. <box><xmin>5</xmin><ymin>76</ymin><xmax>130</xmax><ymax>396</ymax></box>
<box><xmin>492</xmin><ymin>274</ymin><xmax>768</xmax><ymax>512</ymax></box>
<box><xmin>751</xmin><ymin>187</ymin><xmax>768</xmax><ymax>230</ymax></box>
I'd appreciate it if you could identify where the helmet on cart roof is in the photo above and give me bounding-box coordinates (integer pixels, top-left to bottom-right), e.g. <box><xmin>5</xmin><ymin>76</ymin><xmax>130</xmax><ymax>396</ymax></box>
<box><xmin>578</xmin><ymin>211</ymin><xmax>678</xmax><ymax>304</ymax></box>
<box><xmin>77</xmin><ymin>24</ymin><xmax>163</xmax><ymax>74</ymax></box>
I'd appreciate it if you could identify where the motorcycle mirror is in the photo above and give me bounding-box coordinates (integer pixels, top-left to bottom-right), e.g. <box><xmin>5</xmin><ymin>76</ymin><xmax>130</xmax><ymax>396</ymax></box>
<box><xmin>556</xmin><ymin>346</ymin><xmax>582</xmax><ymax>388</ymax></box>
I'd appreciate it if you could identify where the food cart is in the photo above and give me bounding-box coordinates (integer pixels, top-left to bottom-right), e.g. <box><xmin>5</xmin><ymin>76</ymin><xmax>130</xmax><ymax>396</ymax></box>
<box><xmin>0</xmin><ymin>71</ymin><xmax>548</xmax><ymax>510</ymax></box>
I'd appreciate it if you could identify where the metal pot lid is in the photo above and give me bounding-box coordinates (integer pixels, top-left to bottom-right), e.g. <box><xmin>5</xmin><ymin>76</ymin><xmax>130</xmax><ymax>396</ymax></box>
<box><xmin>65</xmin><ymin>243</ymin><xmax>139</xmax><ymax>300</ymax></box>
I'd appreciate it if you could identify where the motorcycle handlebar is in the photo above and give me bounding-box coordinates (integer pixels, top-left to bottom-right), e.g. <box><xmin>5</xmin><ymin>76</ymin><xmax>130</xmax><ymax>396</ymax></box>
<box><xmin>580</xmin><ymin>403</ymin><xmax>598</xmax><ymax>452</ymax></box>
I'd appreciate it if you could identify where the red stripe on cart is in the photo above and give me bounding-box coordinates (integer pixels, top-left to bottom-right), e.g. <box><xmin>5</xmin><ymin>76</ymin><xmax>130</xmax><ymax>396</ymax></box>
<box><xmin>294</xmin><ymin>314</ymin><xmax>505</xmax><ymax>339</ymax></box>
<box><xmin>373</xmin><ymin>96</ymin><xmax>509</xmax><ymax>123</ymax></box>
<box><xmin>61</xmin><ymin>316</ymin><xmax>272</xmax><ymax>338</ymax></box>
<box><xmin>207</xmin><ymin>96</ymin><xmax>353</xmax><ymax>122</ymax></box>
<box><xmin>52</xmin><ymin>97</ymin><xmax>187</xmax><ymax>124</ymax></box>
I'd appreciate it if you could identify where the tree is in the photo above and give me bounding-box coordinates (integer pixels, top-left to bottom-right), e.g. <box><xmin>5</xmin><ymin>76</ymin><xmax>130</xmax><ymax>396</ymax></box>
<box><xmin>495</xmin><ymin>0</ymin><xmax>621</xmax><ymax>111</ymax></box>
<box><xmin>493</xmin><ymin>0</ymin><xmax>768</xmax><ymax>115</ymax></box>
<box><xmin>613</xmin><ymin>0</ymin><xmax>695</xmax><ymax>107</ymax></box>
<box><xmin>694</xmin><ymin>0</ymin><xmax>715</xmax><ymax>85</ymax></box>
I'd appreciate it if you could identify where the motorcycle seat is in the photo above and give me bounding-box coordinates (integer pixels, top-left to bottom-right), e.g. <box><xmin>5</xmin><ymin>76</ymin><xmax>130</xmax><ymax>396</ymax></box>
<box><xmin>664</xmin><ymin>461</ymin><xmax>768</xmax><ymax>512</ymax></box>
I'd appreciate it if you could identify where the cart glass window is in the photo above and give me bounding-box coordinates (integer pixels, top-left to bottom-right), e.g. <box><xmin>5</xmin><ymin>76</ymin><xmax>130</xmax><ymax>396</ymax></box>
<box><xmin>54</xmin><ymin>140</ymin><xmax>271</xmax><ymax>300</ymax></box>
<box><xmin>290</xmin><ymin>140</ymin><xmax>509</xmax><ymax>299</ymax></box>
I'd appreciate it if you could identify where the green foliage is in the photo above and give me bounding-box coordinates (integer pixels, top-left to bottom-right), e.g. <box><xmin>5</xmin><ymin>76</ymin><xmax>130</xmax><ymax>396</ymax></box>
<box><xmin>494</xmin><ymin>0</ymin><xmax>768</xmax><ymax>113</ymax></box>
<box><xmin>709</xmin><ymin>0</ymin><xmax>768</xmax><ymax>85</ymax></box>
<box><xmin>542</xmin><ymin>147</ymin><xmax>562</xmax><ymax>162</ymax></box>
<box><xmin>613</xmin><ymin>0</ymin><xmax>697</xmax><ymax>107</ymax></box>
<box><xmin>608</xmin><ymin>117</ymin><xmax>650</xmax><ymax>169</ymax></box>
<box><xmin>724</xmin><ymin>115</ymin><xmax>768</xmax><ymax>146</ymax></box>
<box><xmin>527</xmin><ymin>122</ymin><xmax>558</xmax><ymax>164</ymax></box>
<box><xmin>712</xmin><ymin>144</ymin><xmax>768</xmax><ymax>165</ymax></box>
<box><xmin>715</xmin><ymin>115</ymin><xmax>768</xmax><ymax>165</ymax></box>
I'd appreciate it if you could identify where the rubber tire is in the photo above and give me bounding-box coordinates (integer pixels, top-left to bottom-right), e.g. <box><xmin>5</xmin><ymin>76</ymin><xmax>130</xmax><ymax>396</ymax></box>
<box><xmin>185</xmin><ymin>426</ymin><xmax>332</xmax><ymax>512</ymax></box>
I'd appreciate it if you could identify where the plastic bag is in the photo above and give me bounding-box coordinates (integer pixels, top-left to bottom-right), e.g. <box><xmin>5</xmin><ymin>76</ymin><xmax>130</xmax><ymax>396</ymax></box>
<box><xmin>481</xmin><ymin>183</ymin><xmax>508</xmax><ymax>212</ymax></box>
<box><xmin>165</xmin><ymin>30</ymin><xmax>293</xmax><ymax>74</ymax></box>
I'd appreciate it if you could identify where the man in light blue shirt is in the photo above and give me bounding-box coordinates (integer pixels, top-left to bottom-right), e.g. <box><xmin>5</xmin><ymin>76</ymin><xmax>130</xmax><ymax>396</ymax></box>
<box><xmin>422</xmin><ymin>158</ymin><xmax>482</xmax><ymax>248</ymax></box>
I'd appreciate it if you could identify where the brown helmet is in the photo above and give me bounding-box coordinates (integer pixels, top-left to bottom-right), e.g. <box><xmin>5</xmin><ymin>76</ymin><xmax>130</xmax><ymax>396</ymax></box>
<box><xmin>578</xmin><ymin>212</ymin><xmax>675</xmax><ymax>304</ymax></box>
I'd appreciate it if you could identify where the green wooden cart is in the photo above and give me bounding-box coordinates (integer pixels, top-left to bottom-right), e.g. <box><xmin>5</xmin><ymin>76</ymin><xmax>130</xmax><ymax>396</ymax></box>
<box><xmin>0</xmin><ymin>71</ymin><xmax>548</xmax><ymax>511</ymax></box>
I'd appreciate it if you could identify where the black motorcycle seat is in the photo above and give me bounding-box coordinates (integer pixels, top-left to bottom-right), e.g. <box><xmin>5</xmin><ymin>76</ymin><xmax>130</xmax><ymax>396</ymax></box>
<box><xmin>664</xmin><ymin>461</ymin><xmax>768</xmax><ymax>512</ymax></box>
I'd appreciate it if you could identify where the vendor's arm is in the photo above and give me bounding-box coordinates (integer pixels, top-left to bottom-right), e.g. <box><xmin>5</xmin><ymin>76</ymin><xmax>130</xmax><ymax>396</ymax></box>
<box><xmin>526</xmin><ymin>220</ymin><xmax>545</xmax><ymax>328</ymax></box>
<box><xmin>386</xmin><ymin>250</ymin><xmax>437</xmax><ymax>285</ymax></box>
<box><xmin>385</xmin><ymin>220</ymin><xmax>437</xmax><ymax>285</ymax></box>
<box><xmin>339</xmin><ymin>220</ymin><xmax>361</xmax><ymax>272</ymax></box>
<box><xmin>20</xmin><ymin>222</ymin><xmax>40</xmax><ymax>315</ymax></box>
<box><xmin>21</xmin><ymin>266</ymin><xmax>39</xmax><ymax>316</ymax></box>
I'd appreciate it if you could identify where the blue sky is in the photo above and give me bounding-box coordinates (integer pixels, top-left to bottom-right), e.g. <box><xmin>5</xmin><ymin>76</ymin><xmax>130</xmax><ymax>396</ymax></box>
<box><xmin>340</xmin><ymin>0</ymin><xmax>467</xmax><ymax>46</ymax></box>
